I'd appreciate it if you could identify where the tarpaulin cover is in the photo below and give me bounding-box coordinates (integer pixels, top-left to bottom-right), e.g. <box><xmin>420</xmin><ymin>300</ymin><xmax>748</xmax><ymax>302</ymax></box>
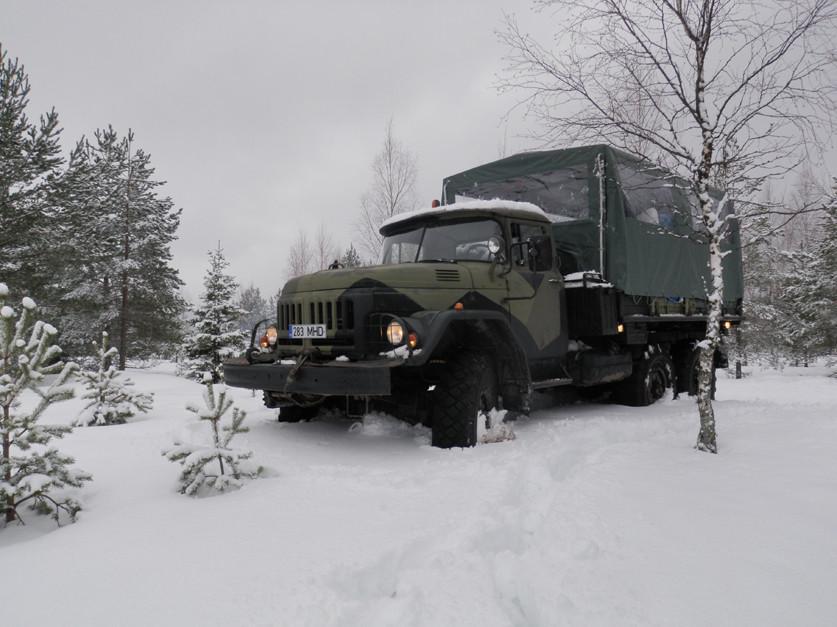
<box><xmin>443</xmin><ymin>145</ymin><xmax>744</xmax><ymax>304</ymax></box>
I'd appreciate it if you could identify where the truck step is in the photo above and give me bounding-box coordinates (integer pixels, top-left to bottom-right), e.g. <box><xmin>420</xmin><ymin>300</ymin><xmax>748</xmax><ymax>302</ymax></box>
<box><xmin>531</xmin><ymin>378</ymin><xmax>574</xmax><ymax>390</ymax></box>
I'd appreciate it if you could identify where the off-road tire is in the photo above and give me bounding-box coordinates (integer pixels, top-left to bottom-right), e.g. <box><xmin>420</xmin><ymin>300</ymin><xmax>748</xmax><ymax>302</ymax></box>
<box><xmin>675</xmin><ymin>345</ymin><xmax>716</xmax><ymax>399</ymax></box>
<box><xmin>263</xmin><ymin>391</ymin><xmax>279</xmax><ymax>408</ymax></box>
<box><xmin>614</xmin><ymin>347</ymin><xmax>673</xmax><ymax>407</ymax></box>
<box><xmin>431</xmin><ymin>352</ymin><xmax>498</xmax><ymax>448</ymax></box>
<box><xmin>276</xmin><ymin>404</ymin><xmax>319</xmax><ymax>423</ymax></box>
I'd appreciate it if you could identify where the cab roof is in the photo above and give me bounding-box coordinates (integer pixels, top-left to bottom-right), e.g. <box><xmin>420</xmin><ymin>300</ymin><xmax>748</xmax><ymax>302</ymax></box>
<box><xmin>379</xmin><ymin>199</ymin><xmax>551</xmax><ymax>235</ymax></box>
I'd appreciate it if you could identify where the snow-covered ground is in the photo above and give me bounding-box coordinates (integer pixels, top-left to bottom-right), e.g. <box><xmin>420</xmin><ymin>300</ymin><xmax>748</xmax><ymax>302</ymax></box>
<box><xmin>1</xmin><ymin>364</ymin><xmax>835</xmax><ymax>627</ymax></box>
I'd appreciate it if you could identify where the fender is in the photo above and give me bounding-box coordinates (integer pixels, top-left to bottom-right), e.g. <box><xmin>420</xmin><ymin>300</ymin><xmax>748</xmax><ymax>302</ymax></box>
<box><xmin>400</xmin><ymin>309</ymin><xmax>531</xmax><ymax>410</ymax></box>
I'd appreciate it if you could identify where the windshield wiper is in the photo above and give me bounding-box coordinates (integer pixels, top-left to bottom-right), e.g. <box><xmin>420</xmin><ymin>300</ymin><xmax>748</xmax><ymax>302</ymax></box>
<box><xmin>417</xmin><ymin>258</ymin><xmax>458</xmax><ymax>264</ymax></box>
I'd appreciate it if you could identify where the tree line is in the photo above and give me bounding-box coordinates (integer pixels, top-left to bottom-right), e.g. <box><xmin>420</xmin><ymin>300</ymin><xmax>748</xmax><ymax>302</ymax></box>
<box><xmin>738</xmin><ymin>177</ymin><xmax>837</xmax><ymax>368</ymax></box>
<box><xmin>1</xmin><ymin>44</ymin><xmax>184</xmax><ymax>367</ymax></box>
<box><xmin>1</xmin><ymin>42</ymin><xmax>419</xmax><ymax>367</ymax></box>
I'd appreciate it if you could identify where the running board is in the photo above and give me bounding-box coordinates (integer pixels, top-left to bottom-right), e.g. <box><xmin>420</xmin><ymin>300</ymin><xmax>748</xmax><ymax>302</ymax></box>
<box><xmin>531</xmin><ymin>378</ymin><xmax>574</xmax><ymax>390</ymax></box>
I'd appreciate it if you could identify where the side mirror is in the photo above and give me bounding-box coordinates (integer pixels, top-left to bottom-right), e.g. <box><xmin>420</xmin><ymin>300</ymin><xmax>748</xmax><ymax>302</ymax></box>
<box><xmin>509</xmin><ymin>241</ymin><xmax>528</xmax><ymax>267</ymax></box>
<box><xmin>528</xmin><ymin>235</ymin><xmax>554</xmax><ymax>271</ymax></box>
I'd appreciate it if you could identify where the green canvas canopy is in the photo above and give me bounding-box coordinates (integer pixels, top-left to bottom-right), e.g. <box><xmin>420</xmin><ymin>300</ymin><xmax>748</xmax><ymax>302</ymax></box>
<box><xmin>442</xmin><ymin>145</ymin><xmax>743</xmax><ymax>305</ymax></box>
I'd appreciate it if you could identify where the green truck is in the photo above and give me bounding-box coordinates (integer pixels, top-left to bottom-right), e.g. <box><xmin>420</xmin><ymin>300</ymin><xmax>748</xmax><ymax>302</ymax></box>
<box><xmin>224</xmin><ymin>145</ymin><xmax>743</xmax><ymax>448</ymax></box>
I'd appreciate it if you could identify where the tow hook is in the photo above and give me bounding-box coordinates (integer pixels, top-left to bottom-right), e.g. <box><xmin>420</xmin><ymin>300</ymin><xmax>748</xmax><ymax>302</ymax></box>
<box><xmin>285</xmin><ymin>351</ymin><xmax>313</xmax><ymax>391</ymax></box>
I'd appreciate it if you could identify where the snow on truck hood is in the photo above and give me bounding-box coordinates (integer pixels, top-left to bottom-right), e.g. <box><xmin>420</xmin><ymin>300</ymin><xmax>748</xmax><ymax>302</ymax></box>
<box><xmin>282</xmin><ymin>262</ymin><xmax>475</xmax><ymax>293</ymax></box>
<box><xmin>380</xmin><ymin>199</ymin><xmax>551</xmax><ymax>231</ymax></box>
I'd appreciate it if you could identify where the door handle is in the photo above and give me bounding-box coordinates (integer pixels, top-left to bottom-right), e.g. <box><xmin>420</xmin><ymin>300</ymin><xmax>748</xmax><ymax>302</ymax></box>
<box><xmin>548</xmin><ymin>278</ymin><xmax>560</xmax><ymax>283</ymax></box>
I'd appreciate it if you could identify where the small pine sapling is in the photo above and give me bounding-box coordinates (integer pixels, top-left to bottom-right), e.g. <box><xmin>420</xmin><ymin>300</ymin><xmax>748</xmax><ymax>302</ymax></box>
<box><xmin>74</xmin><ymin>331</ymin><xmax>154</xmax><ymax>426</ymax></box>
<box><xmin>1</xmin><ymin>284</ymin><xmax>92</xmax><ymax>525</ymax></box>
<box><xmin>163</xmin><ymin>376</ymin><xmax>261</xmax><ymax>495</ymax></box>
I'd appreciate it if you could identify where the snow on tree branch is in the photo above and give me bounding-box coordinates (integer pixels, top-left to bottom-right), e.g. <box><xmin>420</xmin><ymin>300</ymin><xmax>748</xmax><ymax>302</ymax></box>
<box><xmin>1</xmin><ymin>284</ymin><xmax>91</xmax><ymax>525</ymax></box>
<box><xmin>74</xmin><ymin>331</ymin><xmax>154</xmax><ymax>426</ymax></box>
<box><xmin>163</xmin><ymin>377</ymin><xmax>262</xmax><ymax>496</ymax></box>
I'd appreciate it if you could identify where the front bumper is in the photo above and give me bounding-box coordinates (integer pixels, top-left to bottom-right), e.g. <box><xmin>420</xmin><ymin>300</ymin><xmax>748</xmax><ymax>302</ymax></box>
<box><xmin>223</xmin><ymin>357</ymin><xmax>394</xmax><ymax>396</ymax></box>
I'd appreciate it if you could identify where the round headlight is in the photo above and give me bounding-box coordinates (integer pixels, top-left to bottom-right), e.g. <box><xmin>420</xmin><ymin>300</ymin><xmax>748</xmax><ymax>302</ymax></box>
<box><xmin>386</xmin><ymin>320</ymin><xmax>404</xmax><ymax>345</ymax></box>
<box><xmin>266</xmin><ymin>326</ymin><xmax>278</xmax><ymax>346</ymax></box>
<box><xmin>488</xmin><ymin>236</ymin><xmax>503</xmax><ymax>255</ymax></box>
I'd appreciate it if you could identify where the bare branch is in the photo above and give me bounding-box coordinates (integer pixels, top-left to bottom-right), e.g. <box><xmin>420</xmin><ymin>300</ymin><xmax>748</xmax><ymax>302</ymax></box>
<box><xmin>354</xmin><ymin>120</ymin><xmax>417</xmax><ymax>261</ymax></box>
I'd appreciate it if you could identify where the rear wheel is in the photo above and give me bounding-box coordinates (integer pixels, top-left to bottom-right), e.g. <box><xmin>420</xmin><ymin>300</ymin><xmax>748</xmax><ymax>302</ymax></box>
<box><xmin>614</xmin><ymin>346</ymin><xmax>673</xmax><ymax>407</ymax></box>
<box><xmin>675</xmin><ymin>344</ymin><xmax>716</xmax><ymax>399</ymax></box>
<box><xmin>431</xmin><ymin>352</ymin><xmax>498</xmax><ymax>448</ymax></box>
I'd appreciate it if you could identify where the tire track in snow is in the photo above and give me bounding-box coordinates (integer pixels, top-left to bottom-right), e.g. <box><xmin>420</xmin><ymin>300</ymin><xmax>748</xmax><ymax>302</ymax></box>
<box><xmin>315</xmin><ymin>406</ymin><xmax>673</xmax><ymax>626</ymax></box>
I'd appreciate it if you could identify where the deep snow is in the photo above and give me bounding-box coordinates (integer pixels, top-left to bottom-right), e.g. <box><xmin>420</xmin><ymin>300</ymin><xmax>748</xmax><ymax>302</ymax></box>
<box><xmin>1</xmin><ymin>364</ymin><xmax>835</xmax><ymax>627</ymax></box>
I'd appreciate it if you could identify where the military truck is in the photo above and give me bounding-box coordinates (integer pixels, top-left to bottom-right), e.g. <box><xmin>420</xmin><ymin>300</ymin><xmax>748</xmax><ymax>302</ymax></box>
<box><xmin>224</xmin><ymin>145</ymin><xmax>743</xmax><ymax>448</ymax></box>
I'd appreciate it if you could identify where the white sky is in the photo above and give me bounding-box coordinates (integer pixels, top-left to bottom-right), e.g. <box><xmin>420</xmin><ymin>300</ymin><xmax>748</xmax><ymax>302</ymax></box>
<box><xmin>2</xmin><ymin>0</ymin><xmax>546</xmax><ymax>301</ymax></box>
<box><xmin>5</xmin><ymin>1</ymin><xmax>831</xmax><ymax>304</ymax></box>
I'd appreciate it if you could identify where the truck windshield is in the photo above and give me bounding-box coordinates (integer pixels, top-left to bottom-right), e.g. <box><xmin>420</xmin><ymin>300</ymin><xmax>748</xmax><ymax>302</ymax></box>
<box><xmin>380</xmin><ymin>219</ymin><xmax>503</xmax><ymax>265</ymax></box>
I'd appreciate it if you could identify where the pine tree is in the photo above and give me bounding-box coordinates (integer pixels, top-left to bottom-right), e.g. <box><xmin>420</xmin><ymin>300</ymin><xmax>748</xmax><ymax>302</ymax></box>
<box><xmin>180</xmin><ymin>245</ymin><xmax>245</xmax><ymax>383</ymax></box>
<box><xmin>815</xmin><ymin>184</ymin><xmax>837</xmax><ymax>355</ymax></box>
<box><xmin>74</xmin><ymin>331</ymin><xmax>153</xmax><ymax>426</ymax></box>
<box><xmin>805</xmin><ymin>181</ymin><xmax>837</xmax><ymax>362</ymax></box>
<box><xmin>163</xmin><ymin>378</ymin><xmax>261</xmax><ymax>495</ymax></box>
<box><xmin>267</xmin><ymin>288</ymin><xmax>281</xmax><ymax>321</ymax></box>
<box><xmin>238</xmin><ymin>283</ymin><xmax>270</xmax><ymax>333</ymax></box>
<box><xmin>0</xmin><ymin>45</ymin><xmax>64</xmax><ymax>304</ymax></box>
<box><xmin>0</xmin><ymin>283</ymin><xmax>91</xmax><ymax>525</ymax></box>
<box><xmin>340</xmin><ymin>244</ymin><xmax>364</xmax><ymax>268</ymax></box>
<box><xmin>777</xmin><ymin>249</ymin><xmax>821</xmax><ymax>366</ymax></box>
<box><xmin>56</xmin><ymin>127</ymin><xmax>185</xmax><ymax>363</ymax></box>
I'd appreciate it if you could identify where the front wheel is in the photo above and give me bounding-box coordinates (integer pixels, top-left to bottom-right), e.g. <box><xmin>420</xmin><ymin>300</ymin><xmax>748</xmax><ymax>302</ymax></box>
<box><xmin>276</xmin><ymin>404</ymin><xmax>320</xmax><ymax>422</ymax></box>
<box><xmin>430</xmin><ymin>352</ymin><xmax>499</xmax><ymax>448</ymax></box>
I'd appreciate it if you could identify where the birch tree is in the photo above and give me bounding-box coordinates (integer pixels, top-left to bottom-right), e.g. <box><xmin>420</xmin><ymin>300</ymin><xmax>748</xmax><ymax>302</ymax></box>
<box><xmin>285</xmin><ymin>224</ymin><xmax>338</xmax><ymax>278</ymax></box>
<box><xmin>355</xmin><ymin>120</ymin><xmax>417</xmax><ymax>261</ymax></box>
<box><xmin>286</xmin><ymin>229</ymin><xmax>313</xmax><ymax>279</ymax></box>
<box><xmin>500</xmin><ymin>0</ymin><xmax>836</xmax><ymax>452</ymax></box>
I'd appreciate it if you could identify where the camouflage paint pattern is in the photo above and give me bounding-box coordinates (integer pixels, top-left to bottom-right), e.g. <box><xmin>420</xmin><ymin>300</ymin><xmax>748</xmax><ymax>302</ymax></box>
<box><xmin>271</xmin><ymin>210</ymin><xmax>565</xmax><ymax>363</ymax></box>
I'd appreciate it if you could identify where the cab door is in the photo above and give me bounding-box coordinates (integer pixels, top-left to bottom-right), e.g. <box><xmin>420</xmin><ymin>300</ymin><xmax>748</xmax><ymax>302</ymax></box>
<box><xmin>505</xmin><ymin>220</ymin><xmax>568</xmax><ymax>378</ymax></box>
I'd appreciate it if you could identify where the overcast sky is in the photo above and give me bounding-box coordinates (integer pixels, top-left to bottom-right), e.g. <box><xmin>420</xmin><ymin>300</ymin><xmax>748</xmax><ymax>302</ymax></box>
<box><xmin>2</xmin><ymin>0</ymin><xmax>549</xmax><ymax>301</ymax></box>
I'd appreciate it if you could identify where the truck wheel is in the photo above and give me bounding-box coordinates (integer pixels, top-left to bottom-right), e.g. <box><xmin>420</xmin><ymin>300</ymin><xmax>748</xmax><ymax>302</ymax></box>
<box><xmin>277</xmin><ymin>404</ymin><xmax>319</xmax><ymax>422</ymax></box>
<box><xmin>263</xmin><ymin>391</ymin><xmax>279</xmax><ymax>408</ymax></box>
<box><xmin>675</xmin><ymin>346</ymin><xmax>716</xmax><ymax>399</ymax></box>
<box><xmin>614</xmin><ymin>347</ymin><xmax>673</xmax><ymax>407</ymax></box>
<box><xmin>431</xmin><ymin>352</ymin><xmax>498</xmax><ymax>448</ymax></box>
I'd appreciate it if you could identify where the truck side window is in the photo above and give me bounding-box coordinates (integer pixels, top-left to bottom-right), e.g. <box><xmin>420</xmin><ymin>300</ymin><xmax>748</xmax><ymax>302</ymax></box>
<box><xmin>511</xmin><ymin>222</ymin><xmax>552</xmax><ymax>271</ymax></box>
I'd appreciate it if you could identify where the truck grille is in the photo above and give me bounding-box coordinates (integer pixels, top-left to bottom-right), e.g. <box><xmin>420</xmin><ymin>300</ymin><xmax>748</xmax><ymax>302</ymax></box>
<box><xmin>278</xmin><ymin>298</ymin><xmax>355</xmax><ymax>332</ymax></box>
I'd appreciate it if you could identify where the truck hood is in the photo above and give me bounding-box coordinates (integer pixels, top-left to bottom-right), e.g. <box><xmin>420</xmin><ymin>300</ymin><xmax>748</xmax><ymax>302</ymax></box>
<box><xmin>282</xmin><ymin>263</ymin><xmax>474</xmax><ymax>295</ymax></box>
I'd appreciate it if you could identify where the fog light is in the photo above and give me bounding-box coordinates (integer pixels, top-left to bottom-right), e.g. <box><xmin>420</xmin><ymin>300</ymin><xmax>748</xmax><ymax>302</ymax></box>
<box><xmin>617</xmin><ymin>323</ymin><xmax>625</xmax><ymax>333</ymax></box>
<box><xmin>723</xmin><ymin>320</ymin><xmax>732</xmax><ymax>330</ymax></box>
<box><xmin>386</xmin><ymin>320</ymin><xmax>404</xmax><ymax>345</ymax></box>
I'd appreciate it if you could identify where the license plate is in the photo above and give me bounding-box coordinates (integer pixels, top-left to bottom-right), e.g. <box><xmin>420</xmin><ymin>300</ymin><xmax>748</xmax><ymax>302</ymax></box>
<box><xmin>288</xmin><ymin>324</ymin><xmax>327</xmax><ymax>339</ymax></box>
